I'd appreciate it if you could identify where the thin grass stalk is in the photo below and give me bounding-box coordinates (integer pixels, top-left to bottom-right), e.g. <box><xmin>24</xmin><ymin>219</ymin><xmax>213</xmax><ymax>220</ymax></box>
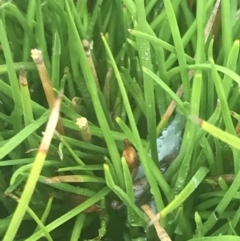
<box><xmin>165</xmin><ymin>21</ymin><xmax>196</xmax><ymax>69</ymax></box>
<box><xmin>121</xmin><ymin>158</ymin><xmax>138</xmax><ymax>223</ymax></box>
<box><xmin>10</xmin><ymin>160</ymin><xmax>59</xmax><ymax>186</ymax></box>
<box><xmin>222</xmin><ymin>40</ymin><xmax>240</xmax><ymax>99</ymax></box>
<box><xmin>128</xmin><ymin>30</ymin><xmax>194</xmax><ymax>63</ymax></box>
<box><xmin>70</xmin><ymin>213</ymin><xmax>86</xmax><ymax>241</ymax></box>
<box><xmin>221</xmin><ymin>0</ymin><xmax>232</xmax><ymax>65</ymax></box>
<box><xmin>142</xmin><ymin>68</ymin><xmax>186</xmax><ymax>115</ymax></box>
<box><xmin>200</xmin><ymin>137</ymin><xmax>215</xmax><ymax>175</ymax></box>
<box><xmin>3</xmin><ymin>94</ymin><xmax>62</xmax><ymax>241</ymax></box>
<box><xmin>57</xmin><ymin>136</ymin><xmax>108</xmax><ymax>155</ymax></box>
<box><xmin>31</xmin><ymin>193</ymin><xmax>54</xmax><ymax>234</ymax></box>
<box><xmin>188</xmin><ymin>64</ymin><xmax>240</xmax><ymax>85</ymax></box>
<box><xmin>214</xmin><ymin>137</ymin><xmax>224</xmax><ymax>174</ymax></box>
<box><xmin>19</xmin><ymin>68</ymin><xmax>39</xmax><ymax>149</ymax></box>
<box><xmin>22</xmin><ymin>0</ymin><xmax>36</xmax><ymax>61</ymax></box>
<box><xmin>121</xmin><ymin>70</ymin><xmax>146</xmax><ymax>116</ymax></box>
<box><xmin>191</xmin><ymin>0</ymin><xmax>205</xmax><ymax>116</ymax></box>
<box><xmin>135</xmin><ymin>0</ymin><xmax>158</xmax><ymax>165</ymax></box>
<box><xmin>145</xmin><ymin>0</ymin><xmax>158</xmax><ymax>16</ymax></box>
<box><xmin>0</xmin><ymin>19</ymin><xmax>22</xmax><ymax>133</ymax></box>
<box><xmin>154</xmin><ymin>49</ymin><xmax>168</xmax><ymax>116</ymax></box>
<box><xmin>76</xmin><ymin>0</ymin><xmax>87</xmax><ymax>16</ymax></box>
<box><xmin>162</xmin><ymin>0</ymin><xmax>190</xmax><ymax>101</ymax></box>
<box><xmin>226</xmin><ymin>208</ymin><xmax>240</xmax><ymax>234</ymax></box>
<box><xmin>51</xmin><ymin>32</ymin><xmax>61</xmax><ymax>90</ymax></box>
<box><xmin>174</xmin><ymin>0</ymin><xmax>206</xmax><ymax>192</ymax></box>
<box><xmin>68</xmin><ymin>0</ymin><xmax>86</xmax><ymax>37</ymax></box>
<box><xmin>180</xmin><ymin>1</ymin><xmax>197</xmax><ymax>50</ymax></box>
<box><xmin>38</xmin><ymin>193</ymin><xmax>54</xmax><ymax>228</ymax></box>
<box><xmin>173</xmin><ymin>122</ymin><xmax>193</xmax><ymax>192</ymax></box>
<box><xmin>159</xmin><ymin>167</ymin><xmax>209</xmax><ymax>219</ymax></box>
<box><xmin>150</xmin><ymin>5</ymin><xmax>166</xmax><ymax>30</ymax></box>
<box><xmin>190</xmin><ymin>116</ymin><xmax>240</xmax><ymax>150</ymax></box>
<box><xmin>0</xmin><ymin>158</ymin><xmax>35</xmax><ymax>167</ymax></box>
<box><xmin>0</xmin><ymin>62</ymin><xmax>36</xmax><ymax>74</ymax></box>
<box><xmin>0</xmin><ymin>111</ymin><xmax>50</xmax><ymax>159</ymax></box>
<box><xmin>19</xmin><ymin>68</ymin><xmax>34</xmax><ymax>126</ymax></box>
<box><xmin>64</xmin><ymin>68</ymin><xmax>76</xmax><ymax>99</ymax></box>
<box><xmin>35</xmin><ymin>0</ymin><xmax>50</xmax><ymax>69</ymax></box>
<box><xmin>221</xmin><ymin>40</ymin><xmax>240</xmax><ymax>133</ymax></box>
<box><xmin>36</xmin><ymin>175</ymin><xmax>96</xmax><ymax>197</ymax></box>
<box><xmin>86</xmin><ymin>0</ymin><xmax>104</xmax><ymax>40</ymax></box>
<box><xmin>58</xmin><ymin>165</ymin><xmax>103</xmax><ymax>172</ymax></box>
<box><xmin>82</xmin><ymin>40</ymin><xmax>100</xmax><ymax>89</ymax></box>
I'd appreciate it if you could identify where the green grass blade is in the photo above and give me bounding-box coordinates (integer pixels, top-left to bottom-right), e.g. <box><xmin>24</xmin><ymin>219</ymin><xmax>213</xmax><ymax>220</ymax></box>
<box><xmin>162</xmin><ymin>0</ymin><xmax>190</xmax><ymax>100</ymax></box>
<box><xmin>0</xmin><ymin>111</ymin><xmax>49</xmax><ymax>159</ymax></box>
<box><xmin>190</xmin><ymin>116</ymin><xmax>240</xmax><ymax>151</ymax></box>
<box><xmin>135</xmin><ymin>0</ymin><xmax>158</xmax><ymax>165</ymax></box>
<box><xmin>161</xmin><ymin>167</ymin><xmax>209</xmax><ymax>218</ymax></box>
<box><xmin>0</xmin><ymin>19</ymin><xmax>22</xmax><ymax>133</ymax></box>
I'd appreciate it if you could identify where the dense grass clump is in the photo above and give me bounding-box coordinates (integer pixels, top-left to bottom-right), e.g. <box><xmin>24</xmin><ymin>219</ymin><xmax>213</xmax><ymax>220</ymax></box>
<box><xmin>1</xmin><ymin>1</ymin><xmax>240</xmax><ymax>240</ymax></box>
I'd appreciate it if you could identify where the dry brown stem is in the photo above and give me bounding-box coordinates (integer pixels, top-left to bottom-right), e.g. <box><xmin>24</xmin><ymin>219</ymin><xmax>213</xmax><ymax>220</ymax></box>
<box><xmin>141</xmin><ymin>204</ymin><xmax>171</xmax><ymax>241</ymax></box>
<box><xmin>31</xmin><ymin>49</ymin><xmax>64</xmax><ymax>134</ymax></box>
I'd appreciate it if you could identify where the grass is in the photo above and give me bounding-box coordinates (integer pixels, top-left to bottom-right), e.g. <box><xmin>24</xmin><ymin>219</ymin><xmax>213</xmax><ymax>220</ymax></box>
<box><xmin>1</xmin><ymin>0</ymin><xmax>240</xmax><ymax>240</ymax></box>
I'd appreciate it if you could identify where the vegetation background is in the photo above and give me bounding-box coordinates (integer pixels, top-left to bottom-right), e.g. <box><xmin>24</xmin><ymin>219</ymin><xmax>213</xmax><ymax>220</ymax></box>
<box><xmin>1</xmin><ymin>0</ymin><xmax>240</xmax><ymax>240</ymax></box>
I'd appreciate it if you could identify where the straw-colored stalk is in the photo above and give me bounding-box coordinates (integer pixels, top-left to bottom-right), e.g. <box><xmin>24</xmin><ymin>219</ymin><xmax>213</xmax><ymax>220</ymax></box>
<box><xmin>31</xmin><ymin>49</ymin><xmax>64</xmax><ymax>134</ymax></box>
<box><xmin>82</xmin><ymin>40</ymin><xmax>100</xmax><ymax>89</ymax></box>
<box><xmin>141</xmin><ymin>204</ymin><xmax>171</xmax><ymax>241</ymax></box>
<box><xmin>76</xmin><ymin>117</ymin><xmax>92</xmax><ymax>143</ymax></box>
